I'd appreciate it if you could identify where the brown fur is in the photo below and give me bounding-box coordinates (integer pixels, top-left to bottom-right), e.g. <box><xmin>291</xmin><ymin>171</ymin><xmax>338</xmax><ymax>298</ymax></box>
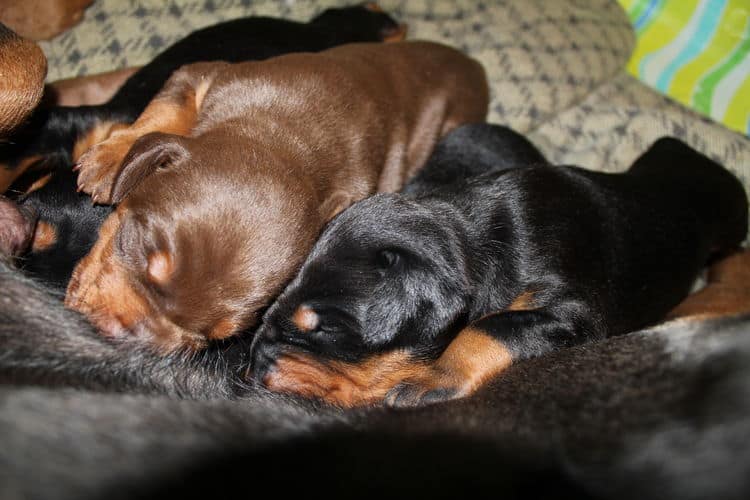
<box><xmin>667</xmin><ymin>249</ymin><xmax>750</xmax><ymax>319</ymax></box>
<box><xmin>31</xmin><ymin>220</ymin><xmax>57</xmax><ymax>252</ymax></box>
<box><xmin>0</xmin><ymin>0</ymin><xmax>92</xmax><ymax>41</ymax></box>
<box><xmin>72</xmin><ymin>121</ymin><xmax>130</xmax><ymax>163</ymax></box>
<box><xmin>0</xmin><ymin>23</ymin><xmax>46</xmax><ymax>139</ymax></box>
<box><xmin>68</xmin><ymin>41</ymin><xmax>489</xmax><ymax>350</ymax></box>
<box><xmin>47</xmin><ymin>66</ymin><xmax>140</xmax><ymax>107</ymax></box>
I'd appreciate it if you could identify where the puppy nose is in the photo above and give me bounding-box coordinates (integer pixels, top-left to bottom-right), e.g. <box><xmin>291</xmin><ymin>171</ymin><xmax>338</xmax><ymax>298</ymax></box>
<box><xmin>248</xmin><ymin>338</ymin><xmax>276</xmax><ymax>383</ymax></box>
<box><xmin>292</xmin><ymin>304</ymin><xmax>319</xmax><ymax>332</ymax></box>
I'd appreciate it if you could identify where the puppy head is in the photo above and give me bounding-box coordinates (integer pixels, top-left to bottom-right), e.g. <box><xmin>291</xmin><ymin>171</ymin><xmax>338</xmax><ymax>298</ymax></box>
<box><xmin>249</xmin><ymin>193</ymin><xmax>473</xmax><ymax>406</ymax></box>
<box><xmin>65</xmin><ymin>134</ymin><xmax>324</xmax><ymax>352</ymax></box>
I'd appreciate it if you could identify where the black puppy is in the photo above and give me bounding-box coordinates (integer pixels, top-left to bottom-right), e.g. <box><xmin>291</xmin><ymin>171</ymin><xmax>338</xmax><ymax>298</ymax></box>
<box><xmin>248</xmin><ymin>135</ymin><xmax>748</xmax><ymax>407</ymax></box>
<box><xmin>1</xmin><ymin>4</ymin><xmax>402</xmax><ymax>290</ymax></box>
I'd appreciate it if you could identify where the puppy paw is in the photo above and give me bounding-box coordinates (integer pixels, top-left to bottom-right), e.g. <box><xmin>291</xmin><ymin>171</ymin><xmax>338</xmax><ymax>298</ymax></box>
<box><xmin>384</xmin><ymin>370</ymin><xmax>465</xmax><ymax>408</ymax></box>
<box><xmin>75</xmin><ymin>132</ymin><xmax>137</xmax><ymax>204</ymax></box>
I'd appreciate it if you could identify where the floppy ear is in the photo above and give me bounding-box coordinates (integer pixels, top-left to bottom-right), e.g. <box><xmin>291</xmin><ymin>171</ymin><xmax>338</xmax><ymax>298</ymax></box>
<box><xmin>319</xmin><ymin>190</ymin><xmax>354</xmax><ymax>222</ymax></box>
<box><xmin>110</xmin><ymin>132</ymin><xmax>190</xmax><ymax>204</ymax></box>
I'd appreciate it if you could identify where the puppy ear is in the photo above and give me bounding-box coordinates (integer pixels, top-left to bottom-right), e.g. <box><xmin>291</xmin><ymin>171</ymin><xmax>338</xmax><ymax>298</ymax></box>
<box><xmin>319</xmin><ymin>190</ymin><xmax>354</xmax><ymax>222</ymax></box>
<box><xmin>110</xmin><ymin>132</ymin><xmax>190</xmax><ymax>204</ymax></box>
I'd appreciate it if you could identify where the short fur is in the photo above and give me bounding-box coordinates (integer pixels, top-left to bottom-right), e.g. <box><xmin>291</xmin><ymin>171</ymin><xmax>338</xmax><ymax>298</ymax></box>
<box><xmin>0</xmin><ymin>22</ymin><xmax>46</xmax><ymax>137</ymax></box>
<box><xmin>248</xmin><ymin>134</ymin><xmax>748</xmax><ymax>407</ymax></box>
<box><xmin>66</xmin><ymin>41</ymin><xmax>489</xmax><ymax>351</ymax></box>
<box><xmin>2</xmin><ymin>256</ymin><xmax>750</xmax><ymax>499</ymax></box>
<box><xmin>1</xmin><ymin>5</ymin><xmax>404</xmax><ymax>290</ymax></box>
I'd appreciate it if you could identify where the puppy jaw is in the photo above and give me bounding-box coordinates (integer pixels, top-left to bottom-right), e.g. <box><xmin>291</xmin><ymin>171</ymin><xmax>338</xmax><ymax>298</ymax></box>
<box><xmin>65</xmin><ymin>210</ymin><xmax>205</xmax><ymax>351</ymax></box>
<box><xmin>261</xmin><ymin>349</ymin><xmax>428</xmax><ymax>407</ymax></box>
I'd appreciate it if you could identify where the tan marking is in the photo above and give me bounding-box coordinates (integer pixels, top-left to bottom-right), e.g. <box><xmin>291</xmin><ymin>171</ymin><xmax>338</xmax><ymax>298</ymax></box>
<box><xmin>507</xmin><ymin>290</ymin><xmax>536</xmax><ymax>311</ymax></box>
<box><xmin>264</xmin><ymin>327</ymin><xmax>512</xmax><ymax>407</ymax></box>
<box><xmin>382</xmin><ymin>23</ymin><xmax>408</xmax><ymax>43</ymax></box>
<box><xmin>667</xmin><ymin>250</ymin><xmax>750</xmax><ymax>320</ymax></box>
<box><xmin>363</xmin><ymin>2</ymin><xmax>383</xmax><ymax>13</ymax></box>
<box><xmin>147</xmin><ymin>250</ymin><xmax>174</xmax><ymax>285</ymax></box>
<box><xmin>424</xmin><ymin>327</ymin><xmax>513</xmax><ymax>393</ymax></box>
<box><xmin>292</xmin><ymin>305</ymin><xmax>319</xmax><ymax>332</ymax></box>
<box><xmin>66</xmin><ymin>211</ymin><xmax>148</xmax><ymax>336</ymax></box>
<box><xmin>30</xmin><ymin>220</ymin><xmax>57</xmax><ymax>252</ymax></box>
<box><xmin>72</xmin><ymin>120</ymin><xmax>128</xmax><ymax>162</ymax></box>
<box><xmin>194</xmin><ymin>79</ymin><xmax>212</xmax><ymax>111</ymax></box>
<box><xmin>0</xmin><ymin>155</ymin><xmax>43</xmax><ymax>194</ymax></box>
<box><xmin>264</xmin><ymin>350</ymin><xmax>427</xmax><ymax>407</ymax></box>
<box><xmin>25</xmin><ymin>172</ymin><xmax>52</xmax><ymax>194</ymax></box>
<box><xmin>207</xmin><ymin>318</ymin><xmax>238</xmax><ymax>340</ymax></box>
<box><xmin>65</xmin><ymin>208</ymin><xmax>205</xmax><ymax>352</ymax></box>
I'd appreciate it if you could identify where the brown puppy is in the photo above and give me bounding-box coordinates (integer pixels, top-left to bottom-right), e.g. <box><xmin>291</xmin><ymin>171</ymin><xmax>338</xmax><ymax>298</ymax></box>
<box><xmin>67</xmin><ymin>41</ymin><xmax>489</xmax><ymax>352</ymax></box>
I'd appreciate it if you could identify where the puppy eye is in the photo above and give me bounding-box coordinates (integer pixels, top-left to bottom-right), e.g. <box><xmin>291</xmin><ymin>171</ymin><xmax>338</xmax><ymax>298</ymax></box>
<box><xmin>375</xmin><ymin>248</ymin><xmax>401</xmax><ymax>269</ymax></box>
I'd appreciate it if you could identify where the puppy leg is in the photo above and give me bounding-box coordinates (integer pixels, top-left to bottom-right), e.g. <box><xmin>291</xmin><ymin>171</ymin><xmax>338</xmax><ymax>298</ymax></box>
<box><xmin>386</xmin><ymin>306</ymin><xmax>586</xmax><ymax>407</ymax></box>
<box><xmin>667</xmin><ymin>250</ymin><xmax>750</xmax><ymax>319</ymax></box>
<box><xmin>76</xmin><ymin>61</ymin><xmax>227</xmax><ymax>204</ymax></box>
<box><xmin>47</xmin><ymin>66</ymin><xmax>140</xmax><ymax>106</ymax></box>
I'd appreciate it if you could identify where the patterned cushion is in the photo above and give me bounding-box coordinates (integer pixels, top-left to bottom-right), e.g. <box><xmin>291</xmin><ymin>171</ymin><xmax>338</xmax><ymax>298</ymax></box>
<box><xmin>38</xmin><ymin>0</ymin><xmax>750</xmax><ymax>240</ymax></box>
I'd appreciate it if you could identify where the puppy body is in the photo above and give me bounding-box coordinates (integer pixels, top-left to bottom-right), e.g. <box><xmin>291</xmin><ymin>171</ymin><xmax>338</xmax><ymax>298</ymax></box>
<box><xmin>67</xmin><ymin>41</ymin><xmax>489</xmax><ymax>351</ymax></box>
<box><xmin>249</xmin><ymin>136</ymin><xmax>748</xmax><ymax>407</ymax></box>
<box><xmin>2</xmin><ymin>6</ymin><xmax>404</xmax><ymax>291</ymax></box>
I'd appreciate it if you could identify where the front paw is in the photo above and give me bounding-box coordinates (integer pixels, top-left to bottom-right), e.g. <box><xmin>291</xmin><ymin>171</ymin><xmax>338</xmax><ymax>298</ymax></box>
<box><xmin>385</xmin><ymin>380</ymin><xmax>460</xmax><ymax>408</ymax></box>
<box><xmin>76</xmin><ymin>132</ymin><xmax>136</xmax><ymax>204</ymax></box>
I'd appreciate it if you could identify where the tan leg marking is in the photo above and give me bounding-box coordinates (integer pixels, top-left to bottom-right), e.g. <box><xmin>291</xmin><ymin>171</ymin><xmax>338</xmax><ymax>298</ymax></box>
<box><xmin>667</xmin><ymin>250</ymin><xmax>750</xmax><ymax>319</ymax></box>
<box><xmin>385</xmin><ymin>327</ymin><xmax>512</xmax><ymax>407</ymax></box>
<box><xmin>30</xmin><ymin>219</ymin><xmax>56</xmax><ymax>252</ymax></box>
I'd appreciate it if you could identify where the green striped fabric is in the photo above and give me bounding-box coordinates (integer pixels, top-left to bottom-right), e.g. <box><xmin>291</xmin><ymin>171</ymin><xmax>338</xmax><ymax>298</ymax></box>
<box><xmin>618</xmin><ymin>0</ymin><xmax>750</xmax><ymax>136</ymax></box>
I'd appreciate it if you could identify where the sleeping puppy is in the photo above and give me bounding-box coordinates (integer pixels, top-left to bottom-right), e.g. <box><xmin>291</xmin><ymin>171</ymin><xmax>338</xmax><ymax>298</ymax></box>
<box><xmin>1</xmin><ymin>4</ymin><xmax>405</xmax><ymax>291</ymax></box>
<box><xmin>247</xmin><ymin>135</ymin><xmax>748</xmax><ymax>407</ymax></box>
<box><xmin>66</xmin><ymin>41</ymin><xmax>489</xmax><ymax>352</ymax></box>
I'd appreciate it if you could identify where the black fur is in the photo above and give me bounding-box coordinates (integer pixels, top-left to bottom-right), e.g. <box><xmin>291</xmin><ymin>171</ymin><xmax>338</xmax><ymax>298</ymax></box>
<box><xmin>2</xmin><ymin>267</ymin><xmax>749</xmax><ymax>499</ymax></box>
<box><xmin>2</xmin><ymin>5</ymin><xmax>401</xmax><ymax>290</ymax></box>
<box><xmin>248</xmin><ymin>134</ymin><xmax>748</xmax><ymax>398</ymax></box>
